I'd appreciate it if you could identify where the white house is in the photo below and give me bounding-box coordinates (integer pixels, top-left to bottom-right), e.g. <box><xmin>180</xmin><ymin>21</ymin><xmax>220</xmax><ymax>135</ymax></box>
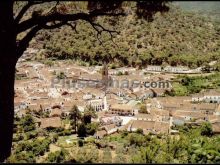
<box><xmin>146</xmin><ymin>65</ymin><xmax>162</xmax><ymax>72</ymax></box>
<box><xmin>203</xmin><ymin>91</ymin><xmax>220</xmax><ymax>103</ymax></box>
<box><xmin>88</xmin><ymin>99</ymin><xmax>104</xmax><ymax>111</ymax></box>
<box><xmin>192</xmin><ymin>90</ymin><xmax>220</xmax><ymax>103</ymax></box>
<box><xmin>163</xmin><ymin>66</ymin><xmax>189</xmax><ymax>73</ymax></box>
<box><xmin>83</xmin><ymin>93</ymin><xmax>93</xmax><ymax>100</ymax></box>
<box><xmin>117</xmin><ymin>90</ymin><xmax>126</xmax><ymax>97</ymax></box>
<box><xmin>192</xmin><ymin>93</ymin><xmax>204</xmax><ymax>102</ymax></box>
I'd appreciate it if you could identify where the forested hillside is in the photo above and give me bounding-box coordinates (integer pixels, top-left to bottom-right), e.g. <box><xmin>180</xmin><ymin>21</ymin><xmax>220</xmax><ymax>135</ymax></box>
<box><xmin>174</xmin><ymin>1</ymin><xmax>220</xmax><ymax>22</ymax></box>
<box><xmin>174</xmin><ymin>1</ymin><xmax>220</xmax><ymax>13</ymax></box>
<box><xmin>16</xmin><ymin>2</ymin><xmax>220</xmax><ymax>68</ymax></box>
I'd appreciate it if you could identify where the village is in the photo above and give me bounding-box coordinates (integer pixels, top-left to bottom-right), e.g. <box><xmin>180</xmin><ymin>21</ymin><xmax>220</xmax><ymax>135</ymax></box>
<box><xmin>13</xmin><ymin>48</ymin><xmax>220</xmax><ymax>142</ymax></box>
<box><xmin>3</xmin><ymin>1</ymin><xmax>220</xmax><ymax>163</ymax></box>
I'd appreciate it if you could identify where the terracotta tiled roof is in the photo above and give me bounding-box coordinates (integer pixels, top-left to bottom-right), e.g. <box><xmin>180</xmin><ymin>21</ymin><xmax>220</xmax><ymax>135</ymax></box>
<box><xmin>151</xmin><ymin>88</ymin><xmax>166</xmax><ymax>95</ymax></box>
<box><xmin>135</xmin><ymin>114</ymin><xmax>156</xmax><ymax>120</ymax></box>
<box><xmin>95</xmin><ymin>130</ymin><xmax>107</xmax><ymax>138</ymax></box>
<box><xmin>151</xmin><ymin>109</ymin><xmax>169</xmax><ymax>116</ymax></box>
<box><xmin>40</xmin><ymin>117</ymin><xmax>62</xmax><ymax>129</ymax></box>
<box><xmin>172</xmin><ymin>110</ymin><xmax>206</xmax><ymax>119</ymax></box>
<box><xmin>104</xmin><ymin>123</ymin><xmax>117</xmax><ymax>132</ymax></box>
<box><xmin>50</xmin><ymin>108</ymin><xmax>62</xmax><ymax>117</ymax></box>
<box><xmin>110</xmin><ymin>104</ymin><xmax>134</xmax><ymax>111</ymax></box>
<box><xmin>130</xmin><ymin>120</ymin><xmax>170</xmax><ymax>134</ymax></box>
<box><xmin>131</xmin><ymin>120</ymin><xmax>155</xmax><ymax>130</ymax></box>
<box><xmin>212</xmin><ymin>122</ymin><xmax>220</xmax><ymax>134</ymax></box>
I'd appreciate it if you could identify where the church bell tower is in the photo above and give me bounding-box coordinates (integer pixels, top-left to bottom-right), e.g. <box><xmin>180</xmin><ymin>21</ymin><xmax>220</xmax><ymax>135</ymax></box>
<box><xmin>102</xmin><ymin>62</ymin><xmax>109</xmax><ymax>90</ymax></box>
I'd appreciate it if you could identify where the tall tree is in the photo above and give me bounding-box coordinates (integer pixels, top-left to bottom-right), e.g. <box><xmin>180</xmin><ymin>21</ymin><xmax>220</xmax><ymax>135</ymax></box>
<box><xmin>0</xmin><ymin>0</ymin><xmax>169</xmax><ymax>161</ymax></box>
<box><xmin>69</xmin><ymin>105</ymin><xmax>81</xmax><ymax>132</ymax></box>
<box><xmin>83</xmin><ymin>105</ymin><xmax>97</xmax><ymax>124</ymax></box>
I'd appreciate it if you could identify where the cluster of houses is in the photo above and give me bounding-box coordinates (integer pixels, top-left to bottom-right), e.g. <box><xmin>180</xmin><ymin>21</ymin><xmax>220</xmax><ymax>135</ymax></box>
<box><xmin>192</xmin><ymin>90</ymin><xmax>220</xmax><ymax>104</ymax></box>
<box><xmin>14</xmin><ymin>60</ymin><xmax>220</xmax><ymax>139</ymax></box>
<box><xmin>95</xmin><ymin>94</ymin><xmax>220</xmax><ymax>138</ymax></box>
<box><xmin>145</xmin><ymin>65</ymin><xmax>201</xmax><ymax>74</ymax></box>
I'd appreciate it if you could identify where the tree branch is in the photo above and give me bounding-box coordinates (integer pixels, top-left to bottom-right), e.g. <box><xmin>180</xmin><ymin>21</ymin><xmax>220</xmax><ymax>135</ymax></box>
<box><xmin>17</xmin><ymin>11</ymin><xmax>125</xmax><ymax>34</ymax></box>
<box><xmin>16</xmin><ymin>7</ymin><xmax>125</xmax><ymax>58</ymax></box>
<box><xmin>16</xmin><ymin>25</ymin><xmax>41</xmax><ymax>59</ymax></box>
<box><xmin>42</xmin><ymin>21</ymin><xmax>67</xmax><ymax>29</ymax></box>
<box><xmin>66</xmin><ymin>22</ymin><xmax>78</xmax><ymax>33</ymax></box>
<box><xmin>15</xmin><ymin>2</ymin><xmax>33</xmax><ymax>24</ymax></box>
<box><xmin>14</xmin><ymin>1</ymin><xmax>53</xmax><ymax>24</ymax></box>
<box><xmin>16</xmin><ymin>21</ymin><xmax>77</xmax><ymax>58</ymax></box>
<box><xmin>87</xmin><ymin>20</ymin><xmax>119</xmax><ymax>46</ymax></box>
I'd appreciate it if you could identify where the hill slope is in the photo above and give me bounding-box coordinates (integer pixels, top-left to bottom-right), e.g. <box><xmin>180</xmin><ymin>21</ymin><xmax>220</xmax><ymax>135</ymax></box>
<box><xmin>16</xmin><ymin>2</ymin><xmax>220</xmax><ymax>68</ymax></box>
<box><xmin>173</xmin><ymin>1</ymin><xmax>220</xmax><ymax>22</ymax></box>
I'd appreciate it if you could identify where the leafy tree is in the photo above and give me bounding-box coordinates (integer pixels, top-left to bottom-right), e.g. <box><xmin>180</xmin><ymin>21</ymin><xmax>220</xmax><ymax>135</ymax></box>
<box><xmin>77</xmin><ymin>123</ymin><xmax>87</xmax><ymax>137</ymax></box>
<box><xmin>69</xmin><ymin>105</ymin><xmax>82</xmax><ymax>132</ymax></box>
<box><xmin>24</xmin><ymin>131</ymin><xmax>37</xmax><ymax>140</ymax></box>
<box><xmin>19</xmin><ymin>114</ymin><xmax>36</xmax><ymax>132</ymax></box>
<box><xmin>136</xmin><ymin>128</ymin><xmax>144</xmax><ymax>134</ymax></box>
<box><xmin>12</xmin><ymin>134</ymin><xmax>24</xmax><ymax>142</ymax></box>
<box><xmin>78</xmin><ymin>139</ymin><xmax>84</xmax><ymax>147</ymax></box>
<box><xmin>139</xmin><ymin>104</ymin><xmax>148</xmax><ymax>114</ymax></box>
<box><xmin>52</xmin><ymin>134</ymin><xmax>59</xmax><ymax>143</ymax></box>
<box><xmin>200</xmin><ymin>122</ymin><xmax>213</xmax><ymax>136</ymax></box>
<box><xmin>83</xmin><ymin>105</ymin><xmax>97</xmax><ymax>124</ymax></box>
<box><xmin>128</xmin><ymin>133</ymin><xmax>145</xmax><ymax>147</ymax></box>
<box><xmin>56</xmin><ymin>71</ymin><xmax>67</xmax><ymax>79</ymax></box>
<box><xmin>85</xmin><ymin>122</ymin><xmax>98</xmax><ymax>135</ymax></box>
<box><xmin>46</xmin><ymin>149</ymin><xmax>69</xmax><ymax>163</ymax></box>
<box><xmin>7</xmin><ymin>152</ymin><xmax>36</xmax><ymax>163</ymax></box>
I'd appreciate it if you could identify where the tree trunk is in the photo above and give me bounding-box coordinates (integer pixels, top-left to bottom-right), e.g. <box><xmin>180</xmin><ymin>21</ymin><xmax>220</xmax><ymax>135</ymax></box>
<box><xmin>0</xmin><ymin>0</ymin><xmax>17</xmax><ymax>162</ymax></box>
<box><xmin>0</xmin><ymin>60</ymin><xmax>16</xmax><ymax>162</ymax></box>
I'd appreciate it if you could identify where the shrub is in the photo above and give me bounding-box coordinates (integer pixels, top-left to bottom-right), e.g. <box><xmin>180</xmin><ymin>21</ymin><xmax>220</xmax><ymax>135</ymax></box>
<box><xmin>136</xmin><ymin>128</ymin><xmax>144</xmax><ymax>134</ymax></box>
<box><xmin>46</xmin><ymin>149</ymin><xmax>69</xmax><ymax>163</ymax></box>
<box><xmin>200</xmin><ymin>122</ymin><xmax>213</xmax><ymax>136</ymax></box>
<box><xmin>78</xmin><ymin>139</ymin><xmax>84</xmax><ymax>147</ymax></box>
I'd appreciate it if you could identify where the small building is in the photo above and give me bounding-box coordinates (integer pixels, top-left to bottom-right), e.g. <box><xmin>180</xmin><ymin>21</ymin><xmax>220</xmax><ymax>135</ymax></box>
<box><xmin>100</xmin><ymin>116</ymin><xmax>123</xmax><ymax>126</ymax></box>
<box><xmin>134</xmin><ymin>114</ymin><xmax>157</xmax><ymax>121</ymax></box>
<box><xmin>163</xmin><ymin>66</ymin><xmax>189</xmax><ymax>73</ymax></box>
<box><xmin>151</xmin><ymin>88</ymin><xmax>166</xmax><ymax>97</ymax></box>
<box><xmin>109</xmin><ymin>104</ymin><xmax>138</xmax><ymax>116</ymax></box>
<box><xmin>146</xmin><ymin>65</ymin><xmax>162</xmax><ymax>72</ymax></box>
<box><xmin>15</xmin><ymin>102</ymin><xmax>29</xmax><ymax>112</ymax></box>
<box><xmin>172</xmin><ymin>118</ymin><xmax>185</xmax><ymax>126</ymax></box>
<box><xmin>117</xmin><ymin>90</ymin><xmax>126</xmax><ymax>97</ymax></box>
<box><xmin>88</xmin><ymin>99</ymin><xmax>104</xmax><ymax>112</ymax></box>
<box><xmin>83</xmin><ymin>93</ymin><xmax>93</xmax><ymax>100</ymax></box>
<box><xmin>203</xmin><ymin>90</ymin><xmax>220</xmax><ymax>103</ymax></box>
<box><xmin>128</xmin><ymin>120</ymin><xmax>170</xmax><ymax>135</ymax></box>
<box><xmin>103</xmin><ymin>123</ymin><xmax>118</xmax><ymax>134</ymax></box>
<box><xmin>50</xmin><ymin>108</ymin><xmax>62</xmax><ymax>117</ymax></box>
<box><xmin>192</xmin><ymin>93</ymin><xmax>204</xmax><ymax>102</ymax></box>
